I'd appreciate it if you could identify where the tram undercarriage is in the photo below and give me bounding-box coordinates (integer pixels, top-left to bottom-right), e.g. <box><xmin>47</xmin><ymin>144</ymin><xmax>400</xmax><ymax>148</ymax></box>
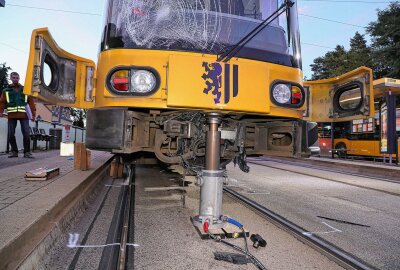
<box><xmin>86</xmin><ymin>108</ymin><xmax>316</xmax><ymax>171</ymax></box>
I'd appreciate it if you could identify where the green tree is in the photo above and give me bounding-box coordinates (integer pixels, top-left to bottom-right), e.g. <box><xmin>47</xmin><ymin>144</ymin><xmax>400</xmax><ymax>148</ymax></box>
<box><xmin>0</xmin><ymin>63</ymin><xmax>11</xmax><ymax>91</ymax></box>
<box><xmin>366</xmin><ymin>2</ymin><xmax>400</xmax><ymax>79</ymax></box>
<box><xmin>310</xmin><ymin>45</ymin><xmax>349</xmax><ymax>80</ymax></box>
<box><xmin>310</xmin><ymin>32</ymin><xmax>376</xmax><ymax>80</ymax></box>
<box><xmin>348</xmin><ymin>32</ymin><xmax>372</xmax><ymax>70</ymax></box>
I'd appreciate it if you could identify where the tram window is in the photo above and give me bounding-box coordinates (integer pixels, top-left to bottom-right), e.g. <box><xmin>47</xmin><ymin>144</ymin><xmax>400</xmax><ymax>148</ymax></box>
<box><xmin>195</xmin><ymin>0</ymin><xmax>276</xmax><ymax>19</ymax></box>
<box><xmin>219</xmin><ymin>0</ymin><xmax>245</xmax><ymax>15</ymax></box>
<box><xmin>334</xmin><ymin>83</ymin><xmax>363</xmax><ymax>111</ymax></box>
<box><xmin>333</xmin><ymin>122</ymin><xmax>350</xmax><ymax>138</ymax></box>
<box><xmin>318</xmin><ymin>123</ymin><xmax>331</xmax><ymax>138</ymax></box>
<box><xmin>41</xmin><ymin>53</ymin><xmax>59</xmax><ymax>93</ymax></box>
<box><xmin>102</xmin><ymin>0</ymin><xmax>299</xmax><ymax>67</ymax></box>
<box><xmin>43</xmin><ymin>62</ymin><xmax>52</xmax><ymax>88</ymax></box>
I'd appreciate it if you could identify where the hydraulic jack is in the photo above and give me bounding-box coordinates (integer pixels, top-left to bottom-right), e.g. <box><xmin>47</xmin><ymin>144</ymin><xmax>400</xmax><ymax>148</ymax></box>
<box><xmin>192</xmin><ymin>113</ymin><xmax>227</xmax><ymax>230</ymax></box>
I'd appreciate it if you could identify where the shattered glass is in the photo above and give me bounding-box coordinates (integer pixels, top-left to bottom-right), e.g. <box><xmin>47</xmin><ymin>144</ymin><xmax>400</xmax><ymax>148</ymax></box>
<box><xmin>102</xmin><ymin>0</ymin><xmax>301</xmax><ymax>67</ymax></box>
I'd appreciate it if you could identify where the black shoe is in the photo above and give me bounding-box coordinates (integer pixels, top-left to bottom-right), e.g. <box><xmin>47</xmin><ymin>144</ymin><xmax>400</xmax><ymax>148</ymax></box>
<box><xmin>8</xmin><ymin>152</ymin><xmax>18</xmax><ymax>158</ymax></box>
<box><xmin>24</xmin><ymin>152</ymin><xmax>34</xmax><ymax>158</ymax></box>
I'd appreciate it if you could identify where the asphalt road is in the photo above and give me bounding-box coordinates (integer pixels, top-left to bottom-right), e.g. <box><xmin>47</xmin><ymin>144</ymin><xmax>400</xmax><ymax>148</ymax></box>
<box><xmin>225</xmin><ymin>161</ymin><xmax>400</xmax><ymax>270</ymax></box>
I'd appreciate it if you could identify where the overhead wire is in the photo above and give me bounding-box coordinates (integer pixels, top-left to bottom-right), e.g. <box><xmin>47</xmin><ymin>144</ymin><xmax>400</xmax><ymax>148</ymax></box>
<box><xmin>299</xmin><ymin>13</ymin><xmax>366</xmax><ymax>28</ymax></box>
<box><xmin>0</xmin><ymin>42</ymin><xmax>27</xmax><ymax>54</ymax></box>
<box><xmin>6</xmin><ymin>3</ymin><xmax>102</xmax><ymax>16</ymax></box>
<box><xmin>6</xmin><ymin>2</ymin><xmax>366</xmax><ymax>28</ymax></box>
<box><xmin>301</xmin><ymin>42</ymin><xmax>336</xmax><ymax>49</ymax></box>
<box><xmin>3</xmin><ymin>1</ymin><xmax>378</xmax><ymax>56</ymax></box>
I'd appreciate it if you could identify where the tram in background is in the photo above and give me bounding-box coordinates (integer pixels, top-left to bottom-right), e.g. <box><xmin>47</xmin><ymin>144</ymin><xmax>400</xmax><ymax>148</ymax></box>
<box><xmin>23</xmin><ymin>0</ymin><xmax>320</xmax><ymax>170</ymax></box>
<box><xmin>310</xmin><ymin>77</ymin><xmax>400</xmax><ymax>158</ymax></box>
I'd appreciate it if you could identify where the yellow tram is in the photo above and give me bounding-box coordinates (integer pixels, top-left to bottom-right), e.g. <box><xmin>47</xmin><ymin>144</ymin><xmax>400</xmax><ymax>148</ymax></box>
<box><xmin>24</xmin><ymin>0</ymin><xmax>316</xmax><ymax>167</ymax></box>
<box><xmin>23</xmin><ymin>0</ymin><xmax>321</xmax><ymax>228</ymax></box>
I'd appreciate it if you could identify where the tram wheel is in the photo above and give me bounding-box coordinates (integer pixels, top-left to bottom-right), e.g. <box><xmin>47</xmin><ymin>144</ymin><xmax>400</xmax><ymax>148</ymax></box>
<box><xmin>335</xmin><ymin>142</ymin><xmax>347</xmax><ymax>158</ymax></box>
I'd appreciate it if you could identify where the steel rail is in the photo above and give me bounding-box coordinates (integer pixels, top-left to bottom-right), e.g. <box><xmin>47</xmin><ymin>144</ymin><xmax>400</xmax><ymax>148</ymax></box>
<box><xmin>247</xmin><ymin>160</ymin><xmax>400</xmax><ymax>198</ymax></box>
<box><xmin>250</xmin><ymin>157</ymin><xmax>400</xmax><ymax>184</ymax></box>
<box><xmin>117</xmin><ymin>164</ymin><xmax>135</xmax><ymax>270</ymax></box>
<box><xmin>223</xmin><ymin>187</ymin><xmax>377</xmax><ymax>270</ymax></box>
<box><xmin>99</xmin><ymin>163</ymin><xmax>135</xmax><ymax>270</ymax></box>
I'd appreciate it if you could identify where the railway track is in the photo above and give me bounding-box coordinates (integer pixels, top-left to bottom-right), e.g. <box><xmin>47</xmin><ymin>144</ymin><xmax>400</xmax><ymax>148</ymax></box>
<box><xmin>43</xmin><ymin>159</ymin><xmax>396</xmax><ymax>269</ymax></box>
<box><xmin>247</xmin><ymin>159</ymin><xmax>400</xmax><ymax>197</ymax></box>
<box><xmin>249</xmin><ymin>157</ymin><xmax>400</xmax><ymax>184</ymax></box>
<box><xmin>223</xmin><ymin>187</ymin><xmax>376</xmax><ymax>270</ymax></box>
<box><xmin>65</xmin><ymin>163</ymin><xmax>136</xmax><ymax>270</ymax></box>
<box><xmin>99</xmin><ymin>164</ymin><xmax>136</xmax><ymax>270</ymax></box>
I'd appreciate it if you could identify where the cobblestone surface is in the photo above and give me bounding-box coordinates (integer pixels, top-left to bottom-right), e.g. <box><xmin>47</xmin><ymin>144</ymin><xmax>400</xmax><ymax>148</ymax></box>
<box><xmin>0</xmin><ymin>150</ymin><xmax>60</xmax><ymax>170</ymax></box>
<box><xmin>0</xmin><ymin>150</ymin><xmax>108</xmax><ymax>211</ymax></box>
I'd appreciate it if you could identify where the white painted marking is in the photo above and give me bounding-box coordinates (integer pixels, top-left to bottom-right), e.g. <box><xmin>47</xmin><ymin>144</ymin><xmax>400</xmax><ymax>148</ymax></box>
<box><xmin>244</xmin><ymin>191</ymin><xmax>271</xmax><ymax>195</ymax></box>
<box><xmin>302</xmin><ymin>222</ymin><xmax>342</xmax><ymax>236</ymax></box>
<box><xmin>144</xmin><ymin>187</ymin><xmax>186</xmax><ymax>192</ymax></box>
<box><xmin>67</xmin><ymin>233</ymin><xmax>139</xmax><ymax>248</ymax></box>
<box><xmin>322</xmin><ymin>221</ymin><xmax>342</xmax><ymax>232</ymax></box>
<box><xmin>67</xmin><ymin>233</ymin><xmax>80</xmax><ymax>248</ymax></box>
<box><xmin>123</xmin><ymin>178</ymin><xmax>130</xmax><ymax>185</ymax></box>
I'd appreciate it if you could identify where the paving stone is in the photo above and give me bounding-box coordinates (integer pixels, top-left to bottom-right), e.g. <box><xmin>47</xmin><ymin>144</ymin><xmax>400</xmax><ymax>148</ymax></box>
<box><xmin>0</xmin><ymin>151</ymin><xmax>111</xmax><ymax>213</ymax></box>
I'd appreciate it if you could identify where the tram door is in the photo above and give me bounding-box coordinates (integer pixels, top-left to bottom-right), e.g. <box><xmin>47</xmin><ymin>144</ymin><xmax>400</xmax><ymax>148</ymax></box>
<box><xmin>304</xmin><ymin>67</ymin><xmax>374</xmax><ymax>123</ymax></box>
<box><xmin>24</xmin><ymin>28</ymin><xmax>95</xmax><ymax>109</ymax></box>
<box><xmin>304</xmin><ymin>67</ymin><xmax>374</xmax><ymax>156</ymax></box>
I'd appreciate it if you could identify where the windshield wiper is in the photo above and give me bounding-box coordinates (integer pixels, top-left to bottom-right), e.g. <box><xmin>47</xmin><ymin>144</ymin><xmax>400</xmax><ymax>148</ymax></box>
<box><xmin>217</xmin><ymin>0</ymin><xmax>294</xmax><ymax>63</ymax></box>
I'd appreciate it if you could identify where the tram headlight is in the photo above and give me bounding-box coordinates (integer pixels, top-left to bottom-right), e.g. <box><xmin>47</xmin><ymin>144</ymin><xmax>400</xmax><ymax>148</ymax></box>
<box><xmin>272</xmin><ymin>84</ymin><xmax>291</xmax><ymax>104</ymax></box>
<box><xmin>108</xmin><ymin>67</ymin><xmax>160</xmax><ymax>95</ymax></box>
<box><xmin>271</xmin><ymin>81</ymin><xmax>305</xmax><ymax>108</ymax></box>
<box><xmin>130</xmin><ymin>70</ymin><xmax>157</xmax><ymax>93</ymax></box>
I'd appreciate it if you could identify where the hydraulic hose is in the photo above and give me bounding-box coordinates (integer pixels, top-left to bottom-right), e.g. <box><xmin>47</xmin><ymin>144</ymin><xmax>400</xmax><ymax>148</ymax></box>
<box><xmin>208</xmin><ymin>232</ymin><xmax>267</xmax><ymax>270</ymax></box>
<box><xmin>225</xmin><ymin>217</ymin><xmax>243</xmax><ymax>229</ymax></box>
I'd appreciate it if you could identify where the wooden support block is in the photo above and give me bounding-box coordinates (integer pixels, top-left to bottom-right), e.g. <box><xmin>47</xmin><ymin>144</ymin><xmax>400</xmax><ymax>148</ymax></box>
<box><xmin>117</xmin><ymin>163</ymin><xmax>123</xmax><ymax>178</ymax></box>
<box><xmin>25</xmin><ymin>168</ymin><xmax>60</xmax><ymax>181</ymax></box>
<box><xmin>110</xmin><ymin>159</ymin><xmax>117</xmax><ymax>177</ymax></box>
<box><xmin>80</xmin><ymin>143</ymin><xmax>87</xmax><ymax>171</ymax></box>
<box><xmin>74</xmin><ymin>143</ymin><xmax>83</xmax><ymax>170</ymax></box>
<box><xmin>74</xmin><ymin>143</ymin><xmax>90</xmax><ymax>171</ymax></box>
<box><xmin>110</xmin><ymin>158</ymin><xmax>123</xmax><ymax>178</ymax></box>
<box><xmin>86</xmin><ymin>150</ymin><xmax>91</xmax><ymax>169</ymax></box>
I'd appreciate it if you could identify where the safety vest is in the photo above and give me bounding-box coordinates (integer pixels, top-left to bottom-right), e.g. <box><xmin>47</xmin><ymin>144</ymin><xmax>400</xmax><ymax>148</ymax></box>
<box><xmin>4</xmin><ymin>86</ymin><xmax>28</xmax><ymax>113</ymax></box>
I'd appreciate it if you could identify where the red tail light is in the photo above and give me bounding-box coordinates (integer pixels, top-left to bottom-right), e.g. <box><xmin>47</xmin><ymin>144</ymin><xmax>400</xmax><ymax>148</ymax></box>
<box><xmin>291</xmin><ymin>87</ymin><xmax>303</xmax><ymax>105</ymax></box>
<box><xmin>110</xmin><ymin>70</ymin><xmax>129</xmax><ymax>91</ymax></box>
<box><xmin>112</xmin><ymin>77</ymin><xmax>129</xmax><ymax>91</ymax></box>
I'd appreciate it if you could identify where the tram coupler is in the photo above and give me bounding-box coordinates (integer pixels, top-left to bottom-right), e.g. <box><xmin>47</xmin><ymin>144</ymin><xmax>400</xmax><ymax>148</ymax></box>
<box><xmin>192</xmin><ymin>113</ymin><xmax>227</xmax><ymax>232</ymax></box>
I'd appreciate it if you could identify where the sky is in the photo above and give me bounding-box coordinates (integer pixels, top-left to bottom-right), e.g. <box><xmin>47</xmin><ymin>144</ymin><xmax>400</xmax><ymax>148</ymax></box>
<box><xmin>0</xmin><ymin>0</ymin><xmax>393</xmax><ymax>83</ymax></box>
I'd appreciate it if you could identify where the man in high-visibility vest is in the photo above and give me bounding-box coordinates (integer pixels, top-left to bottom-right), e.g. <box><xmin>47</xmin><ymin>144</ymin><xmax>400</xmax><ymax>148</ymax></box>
<box><xmin>0</xmin><ymin>72</ymin><xmax>36</xmax><ymax>158</ymax></box>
